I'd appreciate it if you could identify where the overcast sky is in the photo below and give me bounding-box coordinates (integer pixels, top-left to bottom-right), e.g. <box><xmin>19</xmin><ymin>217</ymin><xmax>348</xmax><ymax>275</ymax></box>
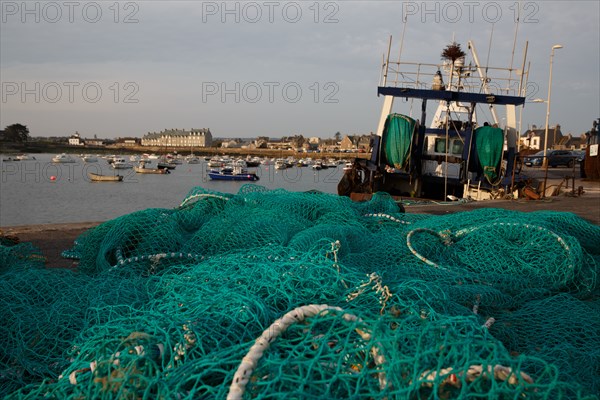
<box><xmin>1</xmin><ymin>0</ymin><xmax>598</xmax><ymax>139</ymax></box>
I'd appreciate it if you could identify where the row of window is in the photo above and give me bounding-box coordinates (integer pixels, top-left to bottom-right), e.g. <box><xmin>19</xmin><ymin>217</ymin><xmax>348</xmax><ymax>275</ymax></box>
<box><xmin>431</xmin><ymin>137</ymin><xmax>464</xmax><ymax>156</ymax></box>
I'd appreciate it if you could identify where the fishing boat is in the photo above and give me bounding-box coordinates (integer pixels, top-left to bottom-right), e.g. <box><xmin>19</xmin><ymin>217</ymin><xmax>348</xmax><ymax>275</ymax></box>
<box><xmin>340</xmin><ymin>38</ymin><xmax>529</xmax><ymax>201</ymax></box>
<box><xmin>208</xmin><ymin>166</ymin><xmax>260</xmax><ymax>181</ymax></box>
<box><xmin>88</xmin><ymin>172</ymin><xmax>123</xmax><ymax>182</ymax></box>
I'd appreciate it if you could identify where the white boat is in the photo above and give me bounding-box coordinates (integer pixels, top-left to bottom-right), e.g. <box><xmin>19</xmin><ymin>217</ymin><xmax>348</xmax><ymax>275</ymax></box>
<box><xmin>207</xmin><ymin>157</ymin><xmax>223</xmax><ymax>168</ymax></box>
<box><xmin>134</xmin><ymin>162</ymin><xmax>170</xmax><ymax>174</ymax></box>
<box><xmin>111</xmin><ymin>157</ymin><xmax>132</xmax><ymax>169</ymax></box>
<box><xmin>15</xmin><ymin>154</ymin><xmax>33</xmax><ymax>161</ymax></box>
<box><xmin>324</xmin><ymin>159</ymin><xmax>339</xmax><ymax>168</ymax></box>
<box><xmin>52</xmin><ymin>153</ymin><xmax>76</xmax><ymax>163</ymax></box>
<box><xmin>82</xmin><ymin>154</ymin><xmax>98</xmax><ymax>163</ymax></box>
<box><xmin>274</xmin><ymin>159</ymin><xmax>287</xmax><ymax>170</ymax></box>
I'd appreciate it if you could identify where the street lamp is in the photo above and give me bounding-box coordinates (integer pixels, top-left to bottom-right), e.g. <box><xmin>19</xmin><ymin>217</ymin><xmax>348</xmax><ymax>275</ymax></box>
<box><xmin>541</xmin><ymin>44</ymin><xmax>563</xmax><ymax>196</ymax></box>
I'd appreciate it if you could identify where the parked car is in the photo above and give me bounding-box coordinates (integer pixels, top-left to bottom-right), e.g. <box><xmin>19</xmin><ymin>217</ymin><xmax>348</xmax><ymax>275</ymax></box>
<box><xmin>572</xmin><ymin>150</ymin><xmax>585</xmax><ymax>163</ymax></box>
<box><xmin>523</xmin><ymin>150</ymin><xmax>578</xmax><ymax>168</ymax></box>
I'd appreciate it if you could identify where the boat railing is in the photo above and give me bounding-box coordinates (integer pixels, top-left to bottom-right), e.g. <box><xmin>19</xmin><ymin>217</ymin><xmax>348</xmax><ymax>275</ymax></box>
<box><xmin>380</xmin><ymin>60</ymin><xmax>524</xmax><ymax>97</ymax></box>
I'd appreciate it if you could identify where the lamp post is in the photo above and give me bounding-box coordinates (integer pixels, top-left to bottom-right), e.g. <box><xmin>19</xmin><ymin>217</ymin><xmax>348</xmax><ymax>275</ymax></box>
<box><xmin>540</xmin><ymin>44</ymin><xmax>563</xmax><ymax>196</ymax></box>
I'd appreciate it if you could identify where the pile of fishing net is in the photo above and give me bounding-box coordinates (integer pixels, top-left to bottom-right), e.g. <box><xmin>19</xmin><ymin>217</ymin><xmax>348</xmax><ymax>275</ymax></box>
<box><xmin>1</xmin><ymin>184</ymin><xmax>599</xmax><ymax>399</ymax></box>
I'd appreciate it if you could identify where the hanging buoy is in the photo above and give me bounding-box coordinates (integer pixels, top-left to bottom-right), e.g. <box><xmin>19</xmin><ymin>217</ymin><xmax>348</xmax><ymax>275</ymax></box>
<box><xmin>50</xmin><ymin>176</ymin><xmax>56</xmax><ymax>181</ymax></box>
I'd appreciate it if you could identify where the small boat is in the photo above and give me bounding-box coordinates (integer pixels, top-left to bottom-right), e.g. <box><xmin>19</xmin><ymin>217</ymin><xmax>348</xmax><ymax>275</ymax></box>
<box><xmin>186</xmin><ymin>153</ymin><xmax>201</xmax><ymax>164</ymax></box>
<box><xmin>207</xmin><ymin>158</ymin><xmax>223</xmax><ymax>168</ymax></box>
<box><xmin>274</xmin><ymin>159</ymin><xmax>287</xmax><ymax>170</ymax></box>
<box><xmin>52</xmin><ymin>153</ymin><xmax>77</xmax><ymax>163</ymax></box>
<box><xmin>245</xmin><ymin>157</ymin><xmax>262</xmax><ymax>167</ymax></box>
<box><xmin>111</xmin><ymin>157</ymin><xmax>132</xmax><ymax>169</ymax></box>
<box><xmin>15</xmin><ymin>154</ymin><xmax>33</xmax><ymax>161</ymax></box>
<box><xmin>134</xmin><ymin>162</ymin><xmax>170</xmax><ymax>174</ymax></box>
<box><xmin>88</xmin><ymin>172</ymin><xmax>123</xmax><ymax>182</ymax></box>
<box><xmin>157</xmin><ymin>162</ymin><xmax>176</xmax><ymax>170</ymax></box>
<box><xmin>208</xmin><ymin>166</ymin><xmax>260</xmax><ymax>181</ymax></box>
<box><xmin>82</xmin><ymin>154</ymin><xmax>98</xmax><ymax>163</ymax></box>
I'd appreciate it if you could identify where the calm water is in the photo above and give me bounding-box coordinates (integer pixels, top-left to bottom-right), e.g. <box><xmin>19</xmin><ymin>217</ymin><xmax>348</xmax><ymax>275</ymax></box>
<box><xmin>0</xmin><ymin>154</ymin><xmax>347</xmax><ymax>227</ymax></box>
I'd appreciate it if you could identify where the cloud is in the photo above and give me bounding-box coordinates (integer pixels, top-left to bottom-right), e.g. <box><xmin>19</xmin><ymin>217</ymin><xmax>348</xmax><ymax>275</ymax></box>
<box><xmin>1</xmin><ymin>1</ymin><xmax>598</xmax><ymax>137</ymax></box>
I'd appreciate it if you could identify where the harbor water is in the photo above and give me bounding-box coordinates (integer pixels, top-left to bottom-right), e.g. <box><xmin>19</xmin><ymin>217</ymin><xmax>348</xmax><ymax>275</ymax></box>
<box><xmin>0</xmin><ymin>154</ymin><xmax>347</xmax><ymax>227</ymax></box>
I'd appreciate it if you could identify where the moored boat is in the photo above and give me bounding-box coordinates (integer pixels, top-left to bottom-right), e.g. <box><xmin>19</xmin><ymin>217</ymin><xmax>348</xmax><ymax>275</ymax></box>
<box><xmin>52</xmin><ymin>153</ymin><xmax>77</xmax><ymax>163</ymax></box>
<box><xmin>340</xmin><ymin>38</ymin><xmax>529</xmax><ymax>201</ymax></box>
<box><xmin>208</xmin><ymin>166</ymin><xmax>260</xmax><ymax>181</ymax></box>
<box><xmin>88</xmin><ymin>172</ymin><xmax>123</xmax><ymax>182</ymax></box>
<box><xmin>157</xmin><ymin>162</ymin><xmax>176</xmax><ymax>170</ymax></box>
<box><xmin>111</xmin><ymin>157</ymin><xmax>132</xmax><ymax>169</ymax></box>
<box><xmin>134</xmin><ymin>162</ymin><xmax>170</xmax><ymax>174</ymax></box>
<box><xmin>82</xmin><ymin>154</ymin><xmax>98</xmax><ymax>163</ymax></box>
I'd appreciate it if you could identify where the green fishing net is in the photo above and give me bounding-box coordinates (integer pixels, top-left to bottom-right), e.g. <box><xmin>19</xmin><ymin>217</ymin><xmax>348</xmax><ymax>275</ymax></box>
<box><xmin>1</xmin><ymin>184</ymin><xmax>599</xmax><ymax>399</ymax></box>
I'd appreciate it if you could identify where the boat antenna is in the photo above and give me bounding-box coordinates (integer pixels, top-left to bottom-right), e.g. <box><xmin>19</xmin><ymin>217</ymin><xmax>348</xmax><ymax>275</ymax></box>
<box><xmin>395</xmin><ymin>11</ymin><xmax>409</xmax><ymax>84</ymax></box>
<box><xmin>484</xmin><ymin>24</ymin><xmax>494</xmax><ymax>88</ymax></box>
<box><xmin>509</xmin><ymin>0</ymin><xmax>523</xmax><ymax>84</ymax></box>
<box><xmin>381</xmin><ymin>35</ymin><xmax>393</xmax><ymax>87</ymax></box>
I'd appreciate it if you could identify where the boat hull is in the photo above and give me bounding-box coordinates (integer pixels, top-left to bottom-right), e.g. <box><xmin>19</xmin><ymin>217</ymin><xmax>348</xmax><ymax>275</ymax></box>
<box><xmin>157</xmin><ymin>163</ymin><xmax>176</xmax><ymax>170</ymax></box>
<box><xmin>208</xmin><ymin>172</ymin><xmax>260</xmax><ymax>181</ymax></box>
<box><xmin>134</xmin><ymin>167</ymin><xmax>170</xmax><ymax>174</ymax></box>
<box><xmin>88</xmin><ymin>173</ymin><xmax>123</xmax><ymax>182</ymax></box>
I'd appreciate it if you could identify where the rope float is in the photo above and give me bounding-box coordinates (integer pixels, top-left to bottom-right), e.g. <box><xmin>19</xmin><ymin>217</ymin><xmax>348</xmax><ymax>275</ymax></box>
<box><xmin>112</xmin><ymin>249</ymin><xmax>203</xmax><ymax>269</ymax></box>
<box><xmin>364</xmin><ymin>213</ymin><xmax>412</xmax><ymax>225</ymax></box>
<box><xmin>227</xmin><ymin>304</ymin><xmax>386</xmax><ymax>400</ymax></box>
<box><xmin>419</xmin><ymin>363</ymin><xmax>534</xmax><ymax>389</ymax></box>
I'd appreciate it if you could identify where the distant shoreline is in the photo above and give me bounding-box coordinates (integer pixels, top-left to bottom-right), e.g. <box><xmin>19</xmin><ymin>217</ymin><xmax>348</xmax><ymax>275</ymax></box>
<box><xmin>0</xmin><ymin>142</ymin><xmax>370</xmax><ymax>160</ymax></box>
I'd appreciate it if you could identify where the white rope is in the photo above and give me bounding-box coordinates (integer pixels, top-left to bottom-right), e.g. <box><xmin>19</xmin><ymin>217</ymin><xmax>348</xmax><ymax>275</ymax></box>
<box><xmin>179</xmin><ymin>193</ymin><xmax>230</xmax><ymax>207</ymax></box>
<box><xmin>407</xmin><ymin>222</ymin><xmax>575</xmax><ymax>271</ymax></box>
<box><xmin>227</xmin><ymin>304</ymin><xmax>385</xmax><ymax>400</ymax></box>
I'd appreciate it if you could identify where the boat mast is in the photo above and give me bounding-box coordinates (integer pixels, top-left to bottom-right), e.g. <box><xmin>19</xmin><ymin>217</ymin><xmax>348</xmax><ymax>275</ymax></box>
<box><xmin>468</xmin><ymin>40</ymin><xmax>499</xmax><ymax>125</ymax></box>
<box><xmin>376</xmin><ymin>36</ymin><xmax>395</xmax><ymax>137</ymax></box>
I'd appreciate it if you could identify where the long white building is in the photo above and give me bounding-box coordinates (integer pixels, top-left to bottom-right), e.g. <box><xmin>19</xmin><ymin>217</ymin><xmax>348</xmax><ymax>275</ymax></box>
<box><xmin>141</xmin><ymin>128</ymin><xmax>212</xmax><ymax>147</ymax></box>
